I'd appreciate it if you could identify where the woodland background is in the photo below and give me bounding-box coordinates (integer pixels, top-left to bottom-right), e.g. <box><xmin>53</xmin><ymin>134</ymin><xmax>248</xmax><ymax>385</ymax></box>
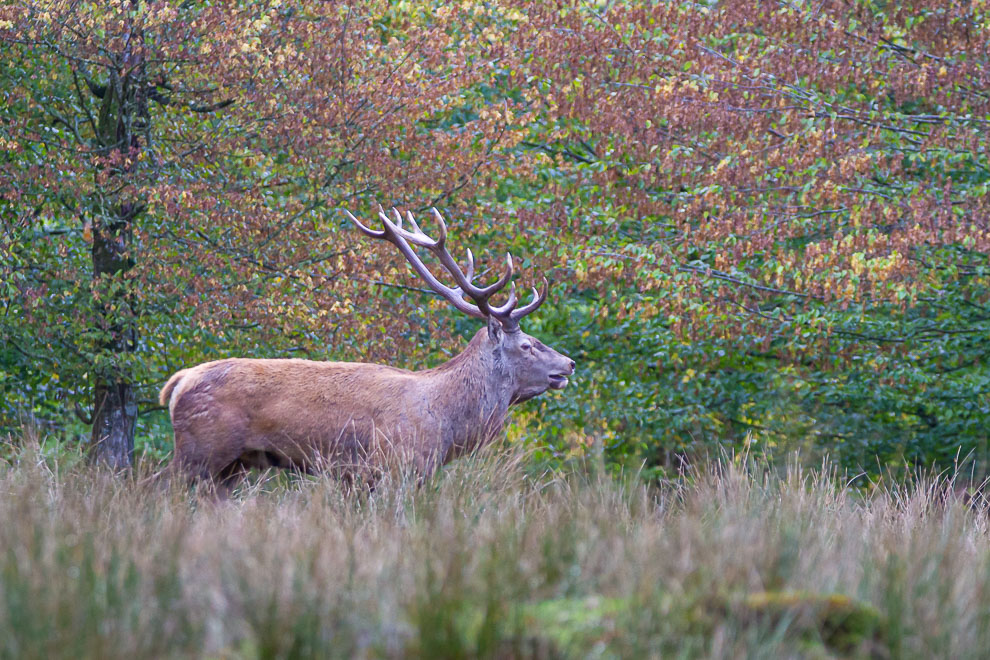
<box><xmin>2</xmin><ymin>0</ymin><xmax>989</xmax><ymax>475</ymax></box>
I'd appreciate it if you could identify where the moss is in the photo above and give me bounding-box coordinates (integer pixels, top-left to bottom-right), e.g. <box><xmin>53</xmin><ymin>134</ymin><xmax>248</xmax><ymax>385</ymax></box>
<box><xmin>734</xmin><ymin>590</ymin><xmax>886</xmax><ymax>655</ymax></box>
<box><xmin>518</xmin><ymin>595</ymin><xmax>628</xmax><ymax>649</ymax></box>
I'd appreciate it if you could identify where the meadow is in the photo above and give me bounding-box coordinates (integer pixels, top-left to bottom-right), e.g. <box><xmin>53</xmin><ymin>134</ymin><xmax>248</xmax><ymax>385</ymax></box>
<box><xmin>3</xmin><ymin>3</ymin><xmax>989</xmax><ymax>657</ymax></box>
<box><xmin>2</xmin><ymin>432</ymin><xmax>988</xmax><ymax>659</ymax></box>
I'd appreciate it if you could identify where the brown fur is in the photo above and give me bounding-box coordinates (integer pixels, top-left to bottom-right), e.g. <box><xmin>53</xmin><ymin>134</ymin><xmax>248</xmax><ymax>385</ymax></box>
<box><xmin>158</xmin><ymin>369</ymin><xmax>187</xmax><ymax>407</ymax></box>
<box><xmin>161</xmin><ymin>325</ymin><xmax>574</xmax><ymax>487</ymax></box>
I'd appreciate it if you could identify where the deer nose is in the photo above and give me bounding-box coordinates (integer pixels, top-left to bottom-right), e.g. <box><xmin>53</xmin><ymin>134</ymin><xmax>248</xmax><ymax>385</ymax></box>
<box><xmin>568</xmin><ymin>359</ymin><xmax>576</xmax><ymax>373</ymax></box>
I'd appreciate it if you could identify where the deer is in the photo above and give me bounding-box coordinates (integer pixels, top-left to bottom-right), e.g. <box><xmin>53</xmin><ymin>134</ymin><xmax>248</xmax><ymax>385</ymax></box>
<box><xmin>158</xmin><ymin>206</ymin><xmax>575</xmax><ymax>490</ymax></box>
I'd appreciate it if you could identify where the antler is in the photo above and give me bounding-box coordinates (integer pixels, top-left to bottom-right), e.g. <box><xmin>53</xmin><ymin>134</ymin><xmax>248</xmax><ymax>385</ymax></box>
<box><xmin>345</xmin><ymin>206</ymin><xmax>548</xmax><ymax>331</ymax></box>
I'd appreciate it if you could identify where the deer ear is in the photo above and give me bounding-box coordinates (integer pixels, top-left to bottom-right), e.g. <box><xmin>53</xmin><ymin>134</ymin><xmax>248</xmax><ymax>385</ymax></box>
<box><xmin>487</xmin><ymin>316</ymin><xmax>503</xmax><ymax>342</ymax></box>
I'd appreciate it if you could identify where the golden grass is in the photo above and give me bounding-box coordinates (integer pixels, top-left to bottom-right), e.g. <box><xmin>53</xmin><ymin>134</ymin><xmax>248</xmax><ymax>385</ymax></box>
<box><xmin>2</xmin><ymin>432</ymin><xmax>989</xmax><ymax>658</ymax></box>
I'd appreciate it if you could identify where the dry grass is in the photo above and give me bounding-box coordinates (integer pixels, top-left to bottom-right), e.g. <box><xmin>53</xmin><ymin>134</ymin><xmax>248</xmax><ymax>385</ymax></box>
<box><xmin>2</xmin><ymin>432</ymin><xmax>990</xmax><ymax>659</ymax></box>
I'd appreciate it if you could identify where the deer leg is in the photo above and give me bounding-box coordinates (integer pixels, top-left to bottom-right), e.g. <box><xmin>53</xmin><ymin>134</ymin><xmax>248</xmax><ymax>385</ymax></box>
<box><xmin>213</xmin><ymin>459</ymin><xmax>249</xmax><ymax>498</ymax></box>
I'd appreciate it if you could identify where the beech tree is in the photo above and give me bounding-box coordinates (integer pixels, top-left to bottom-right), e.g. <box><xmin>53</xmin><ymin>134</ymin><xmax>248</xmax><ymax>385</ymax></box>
<box><xmin>504</xmin><ymin>0</ymin><xmax>990</xmax><ymax>468</ymax></box>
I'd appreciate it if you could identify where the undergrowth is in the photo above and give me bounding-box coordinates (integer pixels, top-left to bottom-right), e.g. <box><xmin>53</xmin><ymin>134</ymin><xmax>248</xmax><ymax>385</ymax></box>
<box><xmin>1</xmin><ymin>430</ymin><xmax>989</xmax><ymax>658</ymax></box>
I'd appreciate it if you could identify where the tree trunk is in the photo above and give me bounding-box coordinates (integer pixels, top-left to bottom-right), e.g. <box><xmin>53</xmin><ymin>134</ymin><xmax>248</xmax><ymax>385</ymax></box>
<box><xmin>89</xmin><ymin>207</ymin><xmax>138</xmax><ymax>468</ymax></box>
<box><xmin>91</xmin><ymin>379</ymin><xmax>136</xmax><ymax>469</ymax></box>
<box><xmin>87</xmin><ymin>25</ymin><xmax>147</xmax><ymax>467</ymax></box>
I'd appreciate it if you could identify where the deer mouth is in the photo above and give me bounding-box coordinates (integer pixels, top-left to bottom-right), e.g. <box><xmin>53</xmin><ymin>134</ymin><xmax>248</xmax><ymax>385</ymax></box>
<box><xmin>548</xmin><ymin>374</ymin><xmax>569</xmax><ymax>389</ymax></box>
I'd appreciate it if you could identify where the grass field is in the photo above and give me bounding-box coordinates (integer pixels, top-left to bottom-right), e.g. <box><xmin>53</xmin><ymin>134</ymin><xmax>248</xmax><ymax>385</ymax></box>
<box><xmin>2</xmin><ymin>433</ymin><xmax>989</xmax><ymax>659</ymax></box>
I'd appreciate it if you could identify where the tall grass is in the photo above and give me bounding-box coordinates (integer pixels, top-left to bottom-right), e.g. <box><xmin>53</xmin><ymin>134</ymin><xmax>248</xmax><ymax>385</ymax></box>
<box><xmin>2</xmin><ymin>432</ymin><xmax>989</xmax><ymax>659</ymax></box>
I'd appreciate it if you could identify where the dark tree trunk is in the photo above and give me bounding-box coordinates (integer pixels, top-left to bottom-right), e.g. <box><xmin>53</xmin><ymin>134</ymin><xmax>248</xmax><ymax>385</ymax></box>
<box><xmin>91</xmin><ymin>380</ymin><xmax>136</xmax><ymax>469</ymax></box>
<box><xmin>89</xmin><ymin>209</ymin><xmax>138</xmax><ymax>468</ymax></box>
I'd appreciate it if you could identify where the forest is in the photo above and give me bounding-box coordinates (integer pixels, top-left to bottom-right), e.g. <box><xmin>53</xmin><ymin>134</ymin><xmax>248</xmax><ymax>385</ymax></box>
<box><xmin>1</xmin><ymin>1</ymin><xmax>989</xmax><ymax>657</ymax></box>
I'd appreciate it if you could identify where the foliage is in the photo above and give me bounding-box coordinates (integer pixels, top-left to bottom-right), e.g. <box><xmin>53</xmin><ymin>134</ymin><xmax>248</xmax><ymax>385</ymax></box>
<box><xmin>503</xmin><ymin>0</ymin><xmax>990</xmax><ymax>471</ymax></box>
<box><xmin>2</xmin><ymin>0</ymin><xmax>989</xmax><ymax>471</ymax></box>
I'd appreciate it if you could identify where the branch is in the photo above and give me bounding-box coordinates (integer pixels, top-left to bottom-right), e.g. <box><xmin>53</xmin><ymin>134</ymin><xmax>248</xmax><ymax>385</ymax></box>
<box><xmin>678</xmin><ymin>264</ymin><xmax>816</xmax><ymax>300</ymax></box>
<box><xmin>188</xmin><ymin>99</ymin><xmax>235</xmax><ymax>113</ymax></box>
<box><xmin>74</xmin><ymin>401</ymin><xmax>93</xmax><ymax>425</ymax></box>
<box><xmin>351</xmin><ymin>275</ymin><xmax>436</xmax><ymax>296</ymax></box>
<box><xmin>520</xmin><ymin>140</ymin><xmax>595</xmax><ymax>165</ymax></box>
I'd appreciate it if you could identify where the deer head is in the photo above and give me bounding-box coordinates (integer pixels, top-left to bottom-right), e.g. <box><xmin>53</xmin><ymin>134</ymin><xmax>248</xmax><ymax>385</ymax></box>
<box><xmin>345</xmin><ymin>206</ymin><xmax>575</xmax><ymax>403</ymax></box>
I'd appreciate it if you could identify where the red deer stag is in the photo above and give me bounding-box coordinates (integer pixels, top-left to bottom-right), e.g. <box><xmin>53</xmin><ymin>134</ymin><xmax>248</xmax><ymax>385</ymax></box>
<box><xmin>159</xmin><ymin>206</ymin><xmax>575</xmax><ymax>487</ymax></box>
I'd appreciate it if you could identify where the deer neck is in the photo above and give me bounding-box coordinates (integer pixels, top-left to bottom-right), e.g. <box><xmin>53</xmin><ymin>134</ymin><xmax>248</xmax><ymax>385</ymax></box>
<box><xmin>429</xmin><ymin>328</ymin><xmax>513</xmax><ymax>460</ymax></box>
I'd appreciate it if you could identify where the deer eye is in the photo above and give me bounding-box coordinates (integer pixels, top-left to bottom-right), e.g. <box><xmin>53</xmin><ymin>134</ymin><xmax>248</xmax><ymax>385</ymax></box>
<box><xmin>520</xmin><ymin>342</ymin><xmax>533</xmax><ymax>352</ymax></box>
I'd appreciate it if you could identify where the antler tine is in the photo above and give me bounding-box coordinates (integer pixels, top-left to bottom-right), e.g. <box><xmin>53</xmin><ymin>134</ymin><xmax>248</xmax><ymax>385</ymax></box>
<box><xmin>404</xmin><ymin>210</ymin><xmax>419</xmax><ymax>233</ymax></box>
<box><xmin>349</xmin><ymin>204</ymin><xmax>551</xmax><ymax>329</ymax></box>
<box><xmin>473</xmin><ymin>252</ymin><xmax>513</xmax><ymax>299</ymax></box>
<box><xmin>349</xmin><ymin>206</ymin><xmax>486</xmax><ymax>320</ymax></box>
<box><xmin>470</xmin><ymin>254</ymin><xmax>524</xmax><ymax>329</ymax></box>
<box><xmin>376</xmin><ymin>206</ymin><xmax>438</xmax><ymax>248</ymax></box>
<box><xmin>430</xmin><ymin>207</ymin><xmax>449</xmax><ymax>247</ymax></box>
<box><xmin>509</xmin><ymin>277</ymin><xmax>550</xmax><ymax>321</ymax></box>
<box><xmin>424</xmin><ymin>238</ymin><xmax>511</xmax><ymax>308</ymax></box>
<box><xmin>486</xmin><ymin>281</ymin><xmax>518</xmax><ymax>317</ymax></box>
<box><xmin>345</xmin><ymin>209</ymin><xmax>387</xmax><ymax>239</ymax></box>
<box><xmin>464</xmin><ymin>248</ymin><xmax>475</xmax><ymax>282</ymax></box>
<box><xmin>376</xmin><ymin>206</ymin><xmax>397</xmax><ymax>234</ymax></box>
